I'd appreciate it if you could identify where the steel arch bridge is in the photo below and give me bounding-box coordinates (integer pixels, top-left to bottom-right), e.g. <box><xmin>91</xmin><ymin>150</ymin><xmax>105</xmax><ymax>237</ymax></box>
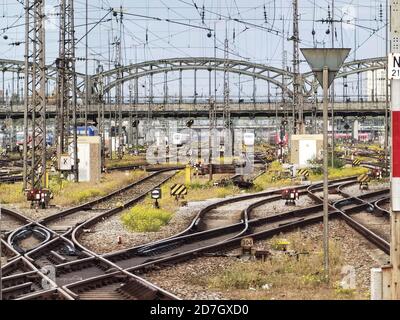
<box><xmin>302</xmin><ymin>56</ymin><xmax>387</xmax><ymax>96</ymax></box>
<box><xmin>91</xmin><ymin>57</ymin><xmax>294</xmax><ymax>98</ymax></box>
<box><xmin>0</xmin><ymin>56</ymin><xmax>387</xmax><ymax>103</ymax></box>
<box><xmin>0</xmin><ymin>58</ymin><xmax>86</xmax><ymax>99</ymax></box>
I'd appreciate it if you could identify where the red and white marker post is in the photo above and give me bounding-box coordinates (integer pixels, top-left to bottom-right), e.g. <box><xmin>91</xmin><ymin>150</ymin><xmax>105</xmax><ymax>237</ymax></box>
<box><xmin>390</xmin><ymin>75</ymin><xmax>400</xmax><ymax>299</ymax></box>
<box><xmin>387</xmin><ymin>17</ymin><xmax>400</xmax><ymax>295</ymax></box>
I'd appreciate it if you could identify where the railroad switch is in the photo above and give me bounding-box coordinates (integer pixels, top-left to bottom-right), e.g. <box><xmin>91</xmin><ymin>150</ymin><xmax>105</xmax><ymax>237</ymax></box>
<box><xmin>281</xmin><ymin>189</ymin><xmax>299</xmax><ymax>206</ymax></box>
<box><xmin>26</xmin><ymin>188</ymin><xmax>52</xmax><ymax>209</ymax></box>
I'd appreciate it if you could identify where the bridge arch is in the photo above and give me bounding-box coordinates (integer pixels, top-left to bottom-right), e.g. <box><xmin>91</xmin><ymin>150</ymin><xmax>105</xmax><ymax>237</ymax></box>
<box><xmin>91</xmin><ymin>57</ymin><xmax>295</xmax><ymax>99</ymax></box>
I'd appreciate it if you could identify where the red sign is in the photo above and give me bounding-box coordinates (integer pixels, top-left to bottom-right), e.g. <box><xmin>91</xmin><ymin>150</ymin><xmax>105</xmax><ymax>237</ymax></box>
<box><xmin>393</xmin><ymin>111</ymin><xmax>400</xmax><ymax>177</ymax></box>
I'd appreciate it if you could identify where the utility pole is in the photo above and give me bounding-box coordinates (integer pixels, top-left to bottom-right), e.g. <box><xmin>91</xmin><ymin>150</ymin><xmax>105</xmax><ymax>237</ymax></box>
<box><xmin>209</xmin><ymin>99</ymin><xmax>216</xmax><ymax>181</ymax></box>
<box><xmin>209</xmin><ymin>24</ymin><xmax>218</xmax><ymax>181</ymax></box>
<box><xmin>56</xmin><ymin>0</ymin><xmax>78</xmax><ymax>182</ymax></box>
<box><xmin>316</xmin><ymin>2</ymin><xmax>341</xmax><ymax>166</ymax></box>
<box><xmin>291</xmin><ymin>0</ymin><xmax>303</xmax><ymax>135</ymax></box>
<box><xmin>384</xmin><ymin>0</ymin><xmax>389</xmax><ymax>173</ymax></box>
<box><xmin>84</xmin><ymin>0</ymin><xmax>89</xmax><ymax>135</ymax></box>
<box><xmin>114</xmin><ymin>7</ymin><xmax>123</xmax><ymax>159</ymax></box>
<box><xmin>330</xmin><ymin>0</ymin><xmax>335</xmax><ymax>168</ymax></box>
<box><xmin>322</xmin><ymin>66</ymin><xmax>329</xmax><ymax>277</ymax></box>
<box><xmin>223</xmin><ymin>34</ymin><xmax>233</xmax><ymax>159</ymax></box>
<box><xmin>23</xmin><ymin>0</ymin><xmax>48</xmax><ymax>191</ymax></box>
<box><xmin>97</xmin><ymin>64</ymin><xmax>105</xmax><ymax>170</ymax></box>
<box><xmin>302</xmin><ymin>48</ymin><xmax>350</xmax><ymax>282</ymax></box>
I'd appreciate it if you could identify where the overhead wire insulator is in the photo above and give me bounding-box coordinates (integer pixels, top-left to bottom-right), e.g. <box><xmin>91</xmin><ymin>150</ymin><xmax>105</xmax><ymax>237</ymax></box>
<box><xmin>263</xmin><ymin>5</ymin><xmax>267</xmax><ymax>23</ymax></box>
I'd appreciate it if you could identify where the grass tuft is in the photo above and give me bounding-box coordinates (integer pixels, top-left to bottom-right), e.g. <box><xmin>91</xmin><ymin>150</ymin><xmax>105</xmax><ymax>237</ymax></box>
<box><xmin>121</xmin><ymin>204</ymin><xmax>172</xmax><ymax>232</ymax></box>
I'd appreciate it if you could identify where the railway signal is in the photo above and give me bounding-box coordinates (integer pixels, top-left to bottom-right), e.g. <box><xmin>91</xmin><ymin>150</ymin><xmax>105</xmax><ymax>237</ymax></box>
<box><xmin>150</xmin><ymin>187</ymin><xmax>162</xmax><ymax>208</ymax></box>
<box><xmin>281</xmin><ymin>188</ymin><xmax>299</xmax><ymax>206</ymax></box>
<box><xmin>370</xmin><ymin>169</ymin><xmax>382</xmax><ymax>180</ymax></box>
<box><xmin>301</xmin><ymin>47</ymin><xmax>350</xmax><ymax>282</ymax></box>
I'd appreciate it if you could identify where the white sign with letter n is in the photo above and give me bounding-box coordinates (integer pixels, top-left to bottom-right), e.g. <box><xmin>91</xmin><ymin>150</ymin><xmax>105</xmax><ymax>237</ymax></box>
<box><xmin>388</xmin><ymin>53</ymin><xmax>400</xmax><ymax>79</ymax></box>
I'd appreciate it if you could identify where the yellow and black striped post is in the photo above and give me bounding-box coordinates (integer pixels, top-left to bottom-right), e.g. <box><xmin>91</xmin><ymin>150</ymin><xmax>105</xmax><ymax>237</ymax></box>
<box><xmin>352</xmin><ymin>158</ymin><xmax>361</xmax><ymax>167</ymax></box>
<box><xmin>297</xmin><ymin>169</ymin><xmax>310</xmax><ymax>180</ymax></box>
<box><xmin>170</xmin><ymin>184</ymin><xmax>188</xmax><ymax>200</ymax></box>
<box><xmin>357</xmin><ymin>173</ymin><xmax>370</xmax><ymax>190</ymax></box>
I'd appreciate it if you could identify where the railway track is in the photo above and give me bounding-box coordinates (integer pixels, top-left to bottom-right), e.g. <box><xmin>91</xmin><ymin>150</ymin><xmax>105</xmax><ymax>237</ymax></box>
<box><xmin>0</xmin><ymin>177</ymin><xmax>331</xmax><ymax>295</ymax></box>
<box><xmin>1</xmin><ymin>167</ymin><xmax>180</xmax><ymax>300</ymax></box>
<box><xmin>56</xmin><ymin>177</ymin><xmax>355</xmax><ymax>278</ymax></box>
<box><xmin>39</xmin><ymin>168</ymin><xmax>178</xmax><ymax>231</ymax></box>
<box><xmin>1</xmin><ymin>166</ymin><xmax>390</xmax><ymax>299</ymax></box>
<box><xmin>124</xmin><ymin>180</ymin><xmax>389</xmax><ymax>275</ymax></box>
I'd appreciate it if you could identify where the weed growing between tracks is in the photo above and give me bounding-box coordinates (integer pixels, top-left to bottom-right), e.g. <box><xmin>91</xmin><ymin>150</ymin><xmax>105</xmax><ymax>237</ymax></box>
<box><xmin>0</xmin><ymin>182</ymin><xmax>25</xmax><ymax>204</ymax></box>
<box><xmin>253</xmin><ymin>161</ymin><xmax>369</xmax><ymax>191</ymax></box>
<box><xmin>51</xmin><ymin>170</ymin><xmax>147</xmax><ymax>206</ymax></box>
<box><xmin>205</xmin><ymin>231</ymin><xmax>364</xmax><ymax>299</ymax></box>
<box><xmin>312</xmin><ymin>166</ymin><xmax>369</xmax><ymax>181</ymax></box>
<box><xmin>121</xmin><ymin>205</ymin><xmax>172</xmax><ymax>232</ymax></box>
<box><xmin>120</xmin><ymin>170</ymin><xmax>243</xmax><ymax>233</ymax></box>
<box><xmin>0</xmin><ymin>170</ymin><xmax>147</xmax><ymax>206</ymax></box>
<box><xmin>105</xmin><ymin>154</ymin><xmax>147</xmax><ymax>168</ymax></box>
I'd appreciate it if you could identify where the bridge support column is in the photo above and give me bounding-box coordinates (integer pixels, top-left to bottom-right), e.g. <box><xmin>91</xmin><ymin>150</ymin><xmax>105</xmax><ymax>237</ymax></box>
<box><xmin>179</xmin><ymin>68</ymin><xmax>183</xmax><ymax>105</ymax></box>
<box><xmin>252</xmin><ymin>75</ymin><xmax>256</xmax><ymax>109</ymax></box>
<box><xmin>134</xmin><ymin>74</ymin><xmax>139</xmax><ymax>104</ymax></box>
<box><xmin>128</xmin><ymin>112</ymin><xmax>133</xmax><ymax>145</ymax></box>
<box><xmin>163</xmin><ymin>71</ymin><xmax>168</xmax><ymax>105</ymax></box>
<box><xmin>352</xmin><ymin>119</ymin><xmax>359</xmax><ymax>141</ymax></box>
<box><xmin>238</xmin><ymin>73</ymin><xmax>241</xmax><ymax>106</ymax></box>
<box><xmin>1</xmin><ymin>70</ymin><xmax>4</xmax><ymax>104</ymax></box>
<box><xmin>194</xmin><ymin>69</ymin><xmax>197</xmax><ymax>105</ymax></box>
<box><xmin>150</xmin><ymin>72</ymin><xmax>154</xmax><ymax>103</ymax></box>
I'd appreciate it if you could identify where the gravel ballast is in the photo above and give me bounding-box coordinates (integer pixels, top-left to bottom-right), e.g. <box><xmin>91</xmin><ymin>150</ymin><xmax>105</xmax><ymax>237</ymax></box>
<box><xmin>144</xmin><ymin>218</ymin><xmax>389</xmax><ymax>300</ymax></box>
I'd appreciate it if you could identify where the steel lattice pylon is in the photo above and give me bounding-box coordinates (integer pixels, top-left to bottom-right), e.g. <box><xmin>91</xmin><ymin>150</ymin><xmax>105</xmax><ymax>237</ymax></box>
<box><xmin>114</xmin><ymin>7</ymin><xmax>124</xmax><ymax>160</ymax></box>
<box><xmin>23</xmin><ymin>0</ymin><xmax>47</xmax><ymax>191</ymax></box>
<box><xmin>56</xmin><ymin>0</ymin><xmax>78</xmax><ymax>182</ymax></box>
<box><xmin>95</xmin><ymin>64</ymin><xmax>105</xmax><ymax>169</ymax></box>
<box><xmin>292</xmin><ymin>0</ymin><xmax>304</xmax><ymax>134</ymax></box>
<box><xmin>223</xmin><ymin>37</ymin><xmax>230</xmax><ymax>130</ymax></box>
